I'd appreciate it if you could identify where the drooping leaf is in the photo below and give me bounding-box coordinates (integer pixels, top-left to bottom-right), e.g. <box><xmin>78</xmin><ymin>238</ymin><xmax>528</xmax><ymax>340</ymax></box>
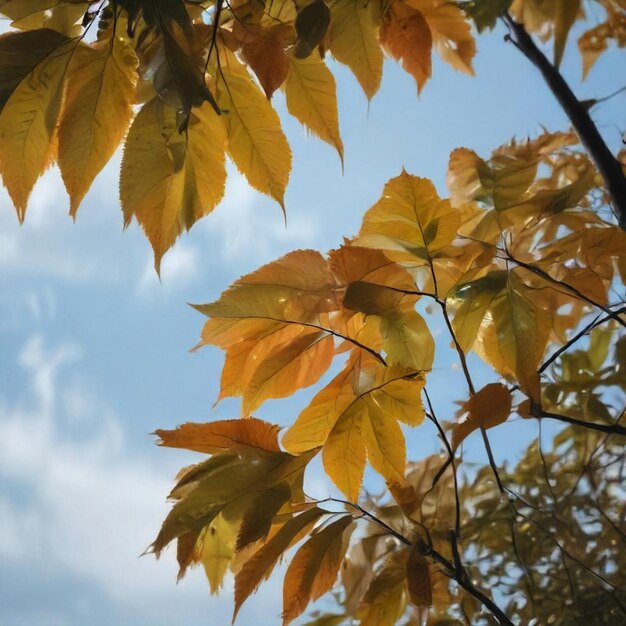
<box><xmin>200</xmin><ymin>512</ymin><xmax>238</xmax><ymax>594</ymax></box>
<box><xmin>240</xmin><ymin>24</ymin><xmax>291</xmax><ymax>98</ymax></box>
<box><xmin>285</xmin><ymin>50</ymin><xmax>343</xmax><ymax>161</ymax></box>
<box><xmin>58</xmin><ymin>29</ymin><xmax>138</xmax><ymax>215</ymax></box>
<box><xmin>407</xmin><ymin>0</ymin><xmax>475</xmax><ymax>74</ymax></box>
<box><xmin>282</xmin><ymin>515</ymin><xmax>354</xmax><ymax>625</ymax></box>
<box><xmin>120</xmin><ymin>98</ymin><xmax>227</xmax><ymax>272</ymax></box>
<box><xmin>329</xmin><ymin>0</ymin><xmax>383</xmax><ymax>99</ymax></box>
<box><xmin>236</xmin><ymin>483</ymin><xmax>292</xmax><ymax>551</ymax></box>
<box><xmin>284</xmin><ymin>353</ymin><xmax>425</xmax><ymax>500</ymax></box>
<box><xmin>234</xmin><ymin>507</ymin><xmax>328</xmax><ymax>618</ymax></box>
<box><xmin>380</xmin><ymin>1</ymin><xmax>432</xmax><ymax>94</ymax></box>
<box><xmin>356</xmin><ymin>553</ymin><xmax>407</xmax><ymax>626</ymax></box>
<box><xmin>215</xmin><ymin>48</ymin><xmax>291</xmax><ymax>207</ymax></box>
<box><xmin>578</xmin><ymin>5</ymin><xmax>626</xmax><ymax>79</ymax></box>
<box><xmin>0</xmin><ymin>29</ymin><xmax>73</xmax><ymax>218</ymax></box>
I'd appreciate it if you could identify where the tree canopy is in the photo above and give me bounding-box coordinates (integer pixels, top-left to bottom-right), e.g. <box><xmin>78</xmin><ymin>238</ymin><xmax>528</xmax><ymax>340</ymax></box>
<box><xmin>1</xmin><ymin>0</ymin><xmax>625</xmax><ymax>625</ymax></box>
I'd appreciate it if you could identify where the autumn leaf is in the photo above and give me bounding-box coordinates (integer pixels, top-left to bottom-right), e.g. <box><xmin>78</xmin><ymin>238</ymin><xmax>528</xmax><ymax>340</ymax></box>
<box><xmin>200</xmin><ymin>512</ymin><xmax>238</xmax><ymax>594</ymax></box>
<box><xmin>120</xmin><ymin>98</ymin><xmax>227</xmax><ymax>272</ymax></box>
<box><xmin>58</xmin><ymin>29</ymin><xmax>138</xmax><ymax>215</ymax></box>
<box><xmin>282</xmin><ymin>516</ymin><xmax>354</xmax><ymax>624</ymax></box>
<box><xmin>215</xmin><ymin>48</ymin><xmax>291</xmax><ymax>208</ymax></box>
<box><xmin>452</xmin><ymin>382</ymin><xmax>513</xmax><ymax>449</ymax></box>
<box><xmin>447</xmin><ymin>147</ymin><xmax>537</xmax><ymax>211</ymax></box>
<box><xmin>329</xmin><ymin>0</ymin><xmax>384</xmax><ymax>99</ymax></box>
<box><xmin>193</xmin><ymin>249</ymin><xmax>337</xmax><ymax>413</ymax></box>
<box><xmin>450</xmin><ymin>269</ymin><xmax>550</xmax><ymax>401</ymax></box>
<box><xmin>284</xmin><ymin>50</ymin><xmax>343</xmax><ymax>161</ymax></box>
<box><xmin>240</xmin><ymin>25</ymin><xmax>290</xmax><ymax>98</ymax></box>
<box><xmin>155</xmin><ymin>417</ymin><xmax>282</xmax><ymax>454</ymax></box>
<box><xmin>578</xmin><ymin>6</ymin><xmax>626</xmax><ymax>79</ymax></box>
<box><xmin>0</xmin><ymin>29</ymin><xmax>74</xmax><ymax>219</ymax></box>
<box><xmin>380</xmin><ymin>1</ymin><xmax>432</xmax><ymax>94</ymax></box>
<box><xmin>408</xmin><ymin>0</ymin><xmax>475</xmax><ymax>74</ymax></box>
<box><xmin>284</xmin><ymin>353</ymin><xmax>425</xmax><ymax>500</ymax></box>
<box><xmin>234</xmin><ymin>507</ymin><xmax>328</xmax><ymax>619</ymax></box>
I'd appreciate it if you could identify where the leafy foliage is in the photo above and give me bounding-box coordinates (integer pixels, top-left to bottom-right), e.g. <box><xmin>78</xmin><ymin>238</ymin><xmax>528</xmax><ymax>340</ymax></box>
<box><xmin>2</xmin><ymin>0</ymin><xmax>625</xmax><ymax>624</ymax></box>
<box><xmin>1</xmin><ymin>0</ymin><xmax>615</xmax><ymax>268</ymax></box>
<box><xmin>153</xmin><ymin>126</ymin><xmax>626</xmax><ymax>624</ymax></box>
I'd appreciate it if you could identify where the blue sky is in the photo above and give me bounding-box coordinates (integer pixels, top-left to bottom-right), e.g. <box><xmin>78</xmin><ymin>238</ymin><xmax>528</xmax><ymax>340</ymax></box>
<box><xmin>0</xmin><ymin>15</ymin><xmax>624</xmax><ymax>626</ymax></box>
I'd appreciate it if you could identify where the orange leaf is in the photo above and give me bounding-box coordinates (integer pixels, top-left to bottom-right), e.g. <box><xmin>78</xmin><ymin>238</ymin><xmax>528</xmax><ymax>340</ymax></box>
<box><xmin>380</xmin><ymin>1</ymin><xmax>432</xmax><ymax>93</ymax></box>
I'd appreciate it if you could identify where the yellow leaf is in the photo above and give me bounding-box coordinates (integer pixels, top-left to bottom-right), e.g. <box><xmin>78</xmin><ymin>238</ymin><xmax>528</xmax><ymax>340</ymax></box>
<box><xmin>285</xmin><ymin>50</ymin><xmax>343</xmax><ymax>161</ymax></box>
<box><xmin>323</xmin><ymin>401</ymin><xmax>367</xmax><ymax>501</ymax></box>
<box><xmin>0</xmin><ymin>29</ymin><xmax>73</xmax><ymax>219</ymax></box>
<box><xmin>58</xmin><ymin>33</ymin><xmax>137</xmax><ymax>215</ymax></box>
<box><xmin>380</xmin><ymin>1</ymin><xmax>432</xmax><ymax>93</ymax></box>
<box><xmin>449</xmin><ymin>271</ymin><xmax>508</xmax><ymax>353</ymax></box>
<box><xmin>452</xmin><ymin>382</ymin><xmax>512</xmax><ymax>449</ymax></box>
<box><xmin>362</xmin><ymin>399</ymin><xmax>406</xmax><ymax>481</ymax></box>
<box><xmin>282</xmin><ymin>357</ymin><xmax>357</xmax><ymax>454</ymax></box>
<box><xmin>120</xmin><ymin>98</ymin><xmax>227</xmax><ymax>272</ymax></box>
<box><xmin>454</xmin><ymin>270</ymin><xmax>550</xmax><ymax>400</ymax></box>
<box><xmin>369</xmin><ymin>370</ymin><xmax>425</xmax><ymax>426</ymax></box>
<box><xmin>380</xmin><ymin>305</ymin><xmax>434</xmax><ymax>371</ymax></box>
<box><xmin>282</xmin><ymin>516</ymin><xmax>353</xmax><ymax>625</ymax></box>
<box><xmin>216</xmin><ymin>47</ymin><xmax>291</xmax><ymax>206</ymax></box>
<box><xmin>329</xmin><ymin>0</ymin><xmax>383</xmax><ymax>99</ymax></box>
<box><xmin>356</xmin><ymin>171</ymin><xmax>460</xmax><ymax>276</ymax></box>
<box><xmin>200</xmin><ymin>512</ymin><xmax>237</xmax><ymax>594</ymax></box>
<box><xmin>553</xmin><ymin>0</ymin><xmax>581</xmax><ymax>67</ymax></box>
<box><xmin>447</xmin><ymin>147</ymin><xmax>537</xmax><ymax>211</ymax></box>
<box><xmin>578</xmin><ymin>7</ymin><xmax>625</xmax><ymax>79</ymax></box>
<box><xmin>240</xmin><ymin>327</ymin><xmax>335</xmax><ymax>414</ymax></box>
<box><xmin>511</xmin><ymin>0</ymin><xmax>581</xmax><ymax>67</ymax></box>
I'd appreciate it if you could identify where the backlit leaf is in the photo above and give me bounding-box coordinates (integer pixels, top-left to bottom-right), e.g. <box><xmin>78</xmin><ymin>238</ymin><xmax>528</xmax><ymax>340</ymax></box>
<box><xmin>452</xmin><ymin>382</ymin><xmax>512</xmax><ymax>449</ymax></box>
<box><xmin>285</xmin><ymin>50</ymin><xmax>343</xmax><ymax>161</ymax></box>
<box><xmin>215</xmin><ymin>49</ymin><xmax>291</xmax><ymax>207</ymax></box>
<box><xmin>234</xmin><ymin>507</ymin><xmax>327</xmax><ymax>618</ymax></box>
<box><xmin>120</xmin><ymin>99</ymin><xmax>227</xmax><ymax>272</ymax></box>
<box><xmin>0</xmin><ymin>29</ymin><xmax>73</xmax><ymax>218</ymax></box>
<box><xmin>380</xmin><ymin>1</ymin><xmax>432</xmax><ymax>93</ymax></box>
<box><xmin>329</xmin><ymin>0</ymin><xmax>383</xmax><ymax>99</ymax></box>
<box><xmin>58</xmin><ymin>31</ymin><xmax>138</xmax><ymax>215</ymax></box>
<box><xmin>282</xmin><ymin>516</ymin><xmax>354</xmax><ymax>624</ymax></box>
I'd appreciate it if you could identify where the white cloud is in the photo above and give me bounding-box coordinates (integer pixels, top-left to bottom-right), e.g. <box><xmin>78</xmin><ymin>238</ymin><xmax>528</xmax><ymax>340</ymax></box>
<box><xmin>207</xmin><ymin>170</ymin><xmax>320</xmax><ymax>264</ymax></box>
<box><xmin>0</xmin><ymin>336</ymin><xmax>211</xmax><ymax>609</ymax></box>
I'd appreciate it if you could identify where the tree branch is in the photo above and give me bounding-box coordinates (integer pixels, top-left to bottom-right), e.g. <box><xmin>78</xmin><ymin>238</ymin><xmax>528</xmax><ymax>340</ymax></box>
<box><xmin>538</xmin><ymin>409</ymin><xmax>626</xmax><ymax>437</ymax></box>
<box><xmin>502</xmin><ymin>12</ymin><xmax>626</xmax><ymax>230</ymax></box>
